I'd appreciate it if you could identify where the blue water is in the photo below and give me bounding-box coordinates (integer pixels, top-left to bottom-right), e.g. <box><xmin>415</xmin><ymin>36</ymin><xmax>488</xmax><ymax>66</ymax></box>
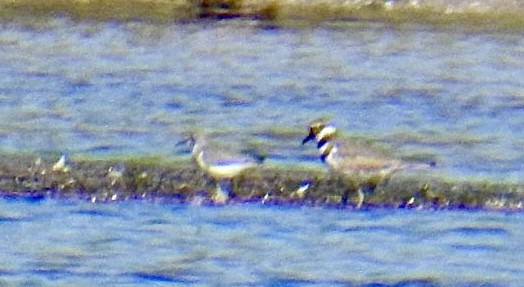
<box><xmin>0</xmin><ymin>198</ymin><xmax>522</xmax><ymax>286</ymax></box>
<box><xmin>0</xmin><ymin>16</ymin><xmax>523</xmax><ymax>285</ymax></box>
<box><xmin>0</xmin><ymin>18</ymin><xmax>523</xmax><ymax>181</ymax></box>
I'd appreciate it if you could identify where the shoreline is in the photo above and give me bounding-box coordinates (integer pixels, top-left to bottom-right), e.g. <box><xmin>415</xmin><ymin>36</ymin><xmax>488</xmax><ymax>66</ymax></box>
<box><xmin>2</xmin><ymin>153</ymin><xmax>523</xmax><ymax>210</ymax></box>
<box><xmin>1</xmin><ymin>0</ymin><xmax>524</xmax><ymax>30</ymax></box>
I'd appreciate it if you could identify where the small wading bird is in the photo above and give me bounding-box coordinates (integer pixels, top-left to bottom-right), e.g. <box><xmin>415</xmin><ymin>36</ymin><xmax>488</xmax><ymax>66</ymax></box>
<box><xmin>180</xmin><ymin>133</ymin><xmax>264</xmax><ymax>204</ymax></box>
<box><xmin>302</xmin><ymin>119</ymin><xmax>434</xmax><ymax>208</ymax></box>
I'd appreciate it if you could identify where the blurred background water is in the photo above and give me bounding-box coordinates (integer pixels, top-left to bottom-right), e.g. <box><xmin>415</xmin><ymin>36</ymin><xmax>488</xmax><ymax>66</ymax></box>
<box><xmin>0</xmin><ymin>198</ymin><xmax>523</xmax><ymax>286</ymax></box>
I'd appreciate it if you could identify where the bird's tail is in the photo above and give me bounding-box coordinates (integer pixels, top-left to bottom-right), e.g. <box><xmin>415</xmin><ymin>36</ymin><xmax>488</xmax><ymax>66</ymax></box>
<box><xmin>402</xmin><ymin>160</ymin><xmax>436</xmax><ymax>170</ymax></box>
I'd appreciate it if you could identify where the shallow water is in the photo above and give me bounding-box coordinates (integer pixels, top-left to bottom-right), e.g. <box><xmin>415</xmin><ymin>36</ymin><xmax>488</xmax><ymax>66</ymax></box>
<box><xmin>0</xmin><ymin>13</ymin><xmax>522</xmax><ymax>286</ymax></box>
<box><xmin>1</xmin><ymin>17</ymin><xmax>523</xmax><ymax>182</ymax></box>
<box><xmin>0</xmin><ymin>198</ymin><xmax>522</xmax><ymax>286</ymax></box>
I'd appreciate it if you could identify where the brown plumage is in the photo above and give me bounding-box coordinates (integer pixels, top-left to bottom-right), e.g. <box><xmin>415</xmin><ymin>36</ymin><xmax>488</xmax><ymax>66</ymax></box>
<box><xmin>302</xmin><ymin>120</ymin><xmax>434</xmax><ymax>207</ymax></box>
<box><xmin>303</xmin><ymin>120</ymin><xmax>412</xmax><ymax>178</ymax></box>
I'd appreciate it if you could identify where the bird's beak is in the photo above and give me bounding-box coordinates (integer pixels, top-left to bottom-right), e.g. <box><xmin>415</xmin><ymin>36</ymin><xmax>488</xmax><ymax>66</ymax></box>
<box><xmin>302</xmin><ymin>132</ymin><xmax>315</xmax><ymax>145</ymax></box>
<box><xmin>175</xmin><ymin>137</ymin><xmax>191</xmax><ymax>147</ymax></box>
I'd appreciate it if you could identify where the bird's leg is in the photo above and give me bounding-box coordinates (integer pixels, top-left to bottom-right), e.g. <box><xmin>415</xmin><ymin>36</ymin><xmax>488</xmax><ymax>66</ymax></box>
<box><xmin>355</xmin><ymin>185</ymin><xmax>365</xmax><ymax>209</ymax></box>
<box><xmin>212</xmin><ymin>179</ymin><xmax>232</xmax><ymax>204</ymax></box>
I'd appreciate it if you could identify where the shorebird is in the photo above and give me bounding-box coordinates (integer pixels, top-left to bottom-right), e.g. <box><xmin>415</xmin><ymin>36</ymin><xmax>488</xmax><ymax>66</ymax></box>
<box><xmin>183</xmin><ymin>133</ymin><xmax>264</xmax><ymax>204</ymax></box>
<box><xmin>302</xmin><ymin>119</ymin><xmax>433</xmax><ymax>207</ymax></box>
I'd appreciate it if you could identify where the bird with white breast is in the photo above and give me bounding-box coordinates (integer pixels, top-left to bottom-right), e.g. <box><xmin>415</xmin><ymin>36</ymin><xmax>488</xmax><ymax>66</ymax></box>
<box><xmin>184</xmin><ymin>133</ymin><xmax>264</xmax><ymax>204</ymax></box>
<box><xmin>302</xmin><ymin>119</ymin><xmax>434</xmax><ymax>207</ymax></box>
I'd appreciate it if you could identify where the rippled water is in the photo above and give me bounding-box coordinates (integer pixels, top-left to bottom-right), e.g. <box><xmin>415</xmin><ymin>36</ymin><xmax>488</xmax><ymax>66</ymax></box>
<box><xmin>0</xmin><ymin>198</ymin><xmax>522</xmax><ymax>286</ymax></box>
<box><xmin>0</xmin><ymin>17</ymin><xmax>523</xmax><ymax>181</ymax></box>
<box><xmin>0</xmin><ymin>14</ymin><xmax>522</xmax><ymax>286</ymax></box>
